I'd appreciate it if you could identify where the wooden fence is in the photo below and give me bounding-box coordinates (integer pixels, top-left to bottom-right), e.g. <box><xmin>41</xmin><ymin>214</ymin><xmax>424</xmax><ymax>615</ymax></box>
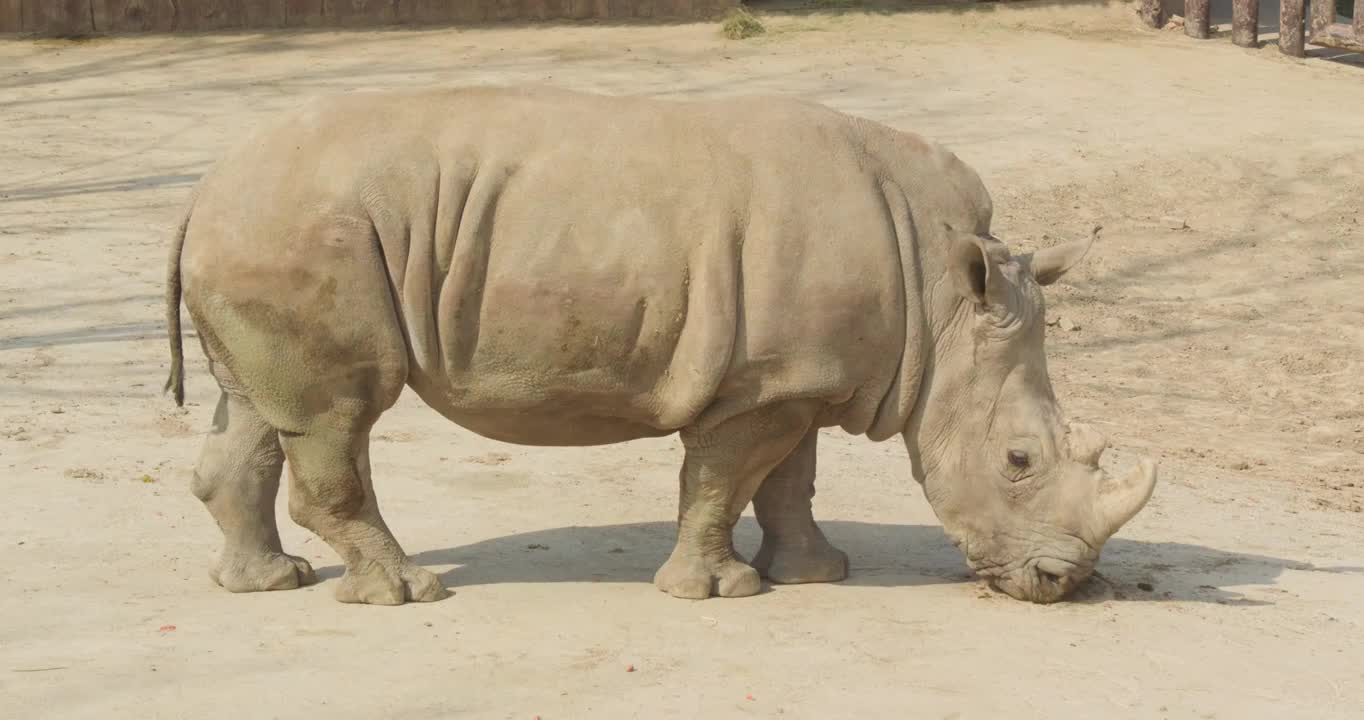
<box><xmin>4</xmin><ymin>0</ymin><xmax>1357</xmax><ymax>46</ymax></box>
<box><xmin>0</xmin><ymin>0</ymin><xmax>738</xmax><ymax>35</ymax></box>
<box><xmin>1141</xmin><ymin>0</ymin><xmax>1362</xmax><ymax>56</ymax></box>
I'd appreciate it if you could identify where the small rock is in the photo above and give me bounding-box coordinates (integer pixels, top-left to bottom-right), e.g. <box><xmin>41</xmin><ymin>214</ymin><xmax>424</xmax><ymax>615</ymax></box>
<box><xmin>625</xmin><ymin>664</ymin><xmax>636</xmax><ymax>673</ymax></box>
<box><xmin>526</xmin><ymin>543</ymin><xmax>548</xmax><ymax>550</ymax></box>
<box><xmin>1164</xmin><ymin>14</ymin><xmax>1185</xmax><ymax>30</ymax></box>
<box><xmin>1059</xmin><ymin>317</ymin><xmax>1080</xmax><ymax>332</ymax></box>
<box><xmin>469</xmin><ymin>452</ymin><xmax>512</xmax><ymax>465</ymax></box>
<box><xmin>1137</xmin><ymin>582</ymin><xmax>1154</xmax><ymax>592</ymax></box>
<box><xmin>1307</xmin><ymin>424</ymin><xmax>1345</xmax><ymax>445</ymax></box>
<box><xmin>1161</xmin><ymin>216</ymin><xmax>1188</xmax><ymax>230</ymax></box>
<box><xmin>1098</xmin><ymin>317</ymin><xmax>1124</xmax><ymax>333</ymax></box>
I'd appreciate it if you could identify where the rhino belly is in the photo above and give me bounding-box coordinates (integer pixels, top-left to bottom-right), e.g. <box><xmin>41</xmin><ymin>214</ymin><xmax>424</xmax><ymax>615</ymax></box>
<box><xmin>401</xmin><ymin>245</ymin><xmax>707</xmax><ymax>447</ymax></box>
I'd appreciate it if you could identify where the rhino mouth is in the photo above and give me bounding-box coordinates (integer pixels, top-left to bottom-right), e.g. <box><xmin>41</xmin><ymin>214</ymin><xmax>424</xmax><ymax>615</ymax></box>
<box><xmin>977</xmin><ymin>557</ymin><xmax>1096</xmax><ymax>603</ymax></box>
<box><xmin>963</xmin><ymin>533</ymin><xmax>1099</xmax><ymax>604</ymax></box>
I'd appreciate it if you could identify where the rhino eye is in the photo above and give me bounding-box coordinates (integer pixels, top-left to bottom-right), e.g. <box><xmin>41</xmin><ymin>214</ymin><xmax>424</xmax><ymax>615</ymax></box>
<box><xmin>1007</xmin><ymin>450</ymin><xmax>1031</xmax><ymax>469</ymax></box>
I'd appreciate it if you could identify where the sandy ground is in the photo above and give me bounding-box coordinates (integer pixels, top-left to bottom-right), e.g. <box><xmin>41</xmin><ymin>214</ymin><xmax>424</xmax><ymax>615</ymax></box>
<box><xmin>2</xmin><ymin>2</ymin><xmax>1363</xmax><ymax>717</ymax></box>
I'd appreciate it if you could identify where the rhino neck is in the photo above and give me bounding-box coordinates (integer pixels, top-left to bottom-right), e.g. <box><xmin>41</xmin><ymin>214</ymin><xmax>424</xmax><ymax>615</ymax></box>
<box><xmin>862</xmin><ymin>181</ymin><xmax>933</xmax><ymax>442</ymax></box>
<box><xmin>900</xmin><ymin>283</ymin><xmax>972</xmax><ymax>485</ymax></box>
<box><xmin>897</xmin><ymin>222</ymin><xmax>985</xmax><ymax>484</ymax></box>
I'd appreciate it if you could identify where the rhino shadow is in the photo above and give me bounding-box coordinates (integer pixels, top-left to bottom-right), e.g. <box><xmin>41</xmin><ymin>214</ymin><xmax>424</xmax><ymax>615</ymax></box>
<box><xmin>316</xmin><ymin>520</ymin><xmax>1357</xmax><ymax>606</ymax></box>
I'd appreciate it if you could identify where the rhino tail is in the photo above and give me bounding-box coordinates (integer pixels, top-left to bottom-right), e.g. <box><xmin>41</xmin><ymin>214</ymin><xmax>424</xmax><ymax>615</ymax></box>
<box><xmin>164</xmin><ymin>196</ymin><xmax>194</xmax><ymax>407</ymax></box>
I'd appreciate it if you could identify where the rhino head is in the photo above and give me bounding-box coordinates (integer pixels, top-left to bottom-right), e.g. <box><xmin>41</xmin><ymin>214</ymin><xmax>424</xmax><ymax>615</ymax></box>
<box><xmin>905</xmin><ymin>226</ymin><xmax>1158</xmax><ymax>603</ymax></box>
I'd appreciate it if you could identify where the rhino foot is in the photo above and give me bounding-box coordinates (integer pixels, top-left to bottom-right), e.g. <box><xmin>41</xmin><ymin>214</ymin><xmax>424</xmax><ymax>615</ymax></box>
<box><xmin>211</xmin><ymin>552</ymin><xmax>317</xmax><ymax>593</ymax></box>
<box><xmin>654</xmin><ymin>553</ymin><xmax>762</xmax><ymax>599</ymax></box>
<box><xmin>333</xmin><ymin>559</ymin><xmax>451</xmax><ymax>606</ymax></box>
<box><xmin>751</xmin><ymin>538</ymin><xmax>849</xmax><ymax>585</ymax></box>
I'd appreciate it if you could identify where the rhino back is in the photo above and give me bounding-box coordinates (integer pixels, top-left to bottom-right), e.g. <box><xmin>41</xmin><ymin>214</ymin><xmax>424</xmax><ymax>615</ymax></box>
<box><xmin>186</xmin><ymin>88</ymin><xmax>939</xmax><ymax>445</ymax></box>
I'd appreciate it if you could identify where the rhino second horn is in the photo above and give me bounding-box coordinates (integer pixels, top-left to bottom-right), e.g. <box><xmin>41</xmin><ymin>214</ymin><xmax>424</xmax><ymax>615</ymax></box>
<box><xmin>1067</xmin><ymin>422</ymin><xmax>1108</xmax><ymax>468</ymax></box>
<box><xmin>1096</xmin><ymin>458</ymin><xmax>1158</xmax><ymax>541</ymax></box>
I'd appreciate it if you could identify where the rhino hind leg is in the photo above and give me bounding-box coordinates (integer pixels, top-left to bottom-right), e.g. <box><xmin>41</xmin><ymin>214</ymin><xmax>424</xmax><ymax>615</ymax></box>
<box><xmin>750</xmin><ymin>429</ymin><xmax>850</xmax><ymax>585</ymax></box>
<box><xmin>193</xmin><ymin>391</ymin><xmax>317</xmax><ymax>593</ymax></box>
<box><xmin>280</xmin><ymin>422</ymin><xmax>449</xmax><ymax>606</ymax></box>
<box><xmin>654</xmin><ymin>402</ymin><xmax>817</xmax><ymax>600</ymax></box>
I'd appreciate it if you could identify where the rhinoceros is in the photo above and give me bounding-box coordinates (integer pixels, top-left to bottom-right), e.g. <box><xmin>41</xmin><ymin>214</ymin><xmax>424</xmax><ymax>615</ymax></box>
<box><xmin>164</xmin><ymin>86</ymin><xmax>1157</xmax><ymax>606</ymax></box>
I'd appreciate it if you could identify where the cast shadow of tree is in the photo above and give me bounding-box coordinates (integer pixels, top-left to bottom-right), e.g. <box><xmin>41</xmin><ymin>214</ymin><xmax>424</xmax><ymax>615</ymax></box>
<box><xmin>319</xmin><ymin>519</ymin><xmax>1362</xmax><ymax>606</ymax></box>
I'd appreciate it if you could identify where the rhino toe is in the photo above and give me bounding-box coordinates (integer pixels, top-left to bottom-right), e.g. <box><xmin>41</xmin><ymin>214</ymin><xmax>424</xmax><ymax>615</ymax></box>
<box><xmin>654</xmin><ymin>553</ymin><xmax>762</xmax><ymax>599</ymax></box>
<box><xmin>716</xmin><ymin>562</ymin><xmax>763</xmax><ymax>597</ymax></box>
<box><xmin>333</xmin><ymin>559</ymin><xmax>450</xmax><ymax>605</ymax></box>
<box><xmin>403</xmin><ymin>565</ymin><xmax>452</xmax><ymax>603</ymax></box>
<box><xmin>752</xmin><ymin>538</ymin><xmax>849</xmax><ymax>585</ymax></box>
<box><xmin>212</xmin><ymin>552</ymin><xmax>317</xmax><ymax>593</ymax></box>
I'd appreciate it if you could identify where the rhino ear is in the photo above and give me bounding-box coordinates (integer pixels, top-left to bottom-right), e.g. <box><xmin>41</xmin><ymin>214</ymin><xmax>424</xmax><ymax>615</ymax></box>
<box><xmin>947</xmin><ymin>226</ymin><xmax>1010</xmax><ymax>308</ymax></box>
<box><xmin>1029</xmin><ymin>229</ymin><xmax>1096</xmax><ymax>286</ymax></box>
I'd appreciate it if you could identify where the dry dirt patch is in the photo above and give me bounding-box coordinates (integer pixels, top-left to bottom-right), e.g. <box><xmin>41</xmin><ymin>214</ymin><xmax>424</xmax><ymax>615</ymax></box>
<box><xmin>2</xmin><ymin>4</ymin><xmax>1362</xmax><ymax>718</ymax></box>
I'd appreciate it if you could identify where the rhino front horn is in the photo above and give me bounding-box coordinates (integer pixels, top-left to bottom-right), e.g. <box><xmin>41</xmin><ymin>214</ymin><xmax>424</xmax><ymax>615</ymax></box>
<box><xmin>1096</xmin><ymin>458</ymin><xmax>1158</xmax><ymax>540</ymax></box>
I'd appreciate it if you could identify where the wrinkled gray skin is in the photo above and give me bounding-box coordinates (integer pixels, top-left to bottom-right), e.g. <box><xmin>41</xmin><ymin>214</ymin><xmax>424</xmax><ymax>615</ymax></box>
<box><xmin>910</xmin><ymin>231</ymin><xmax>1158</xmax><ymax>601</ymax></box>
<box><xmin>165</xmin><ymin>86</ymin><xmax>1157</xmax><ymax>606</ymax></box>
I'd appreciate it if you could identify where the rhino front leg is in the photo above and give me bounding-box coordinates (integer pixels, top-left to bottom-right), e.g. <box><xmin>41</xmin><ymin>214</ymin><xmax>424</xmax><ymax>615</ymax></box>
<box><xmin>281</xmin><ymin>423</ymin><xmax>448</xmax><ymax>606</ymax></box>
<box><xmin>654</xmin><ymin>402</ymin><xmax>816</xmax><ymax>599</ymax></box>
<box><xmin>750</xmin><ymin>428</ymin><xmax>849</xmax><ymax>585</ymax></box>
<box><xmin>193</xmin><ymin>391</ymin><xmax>317</xmax><ymax>592</ymax></box>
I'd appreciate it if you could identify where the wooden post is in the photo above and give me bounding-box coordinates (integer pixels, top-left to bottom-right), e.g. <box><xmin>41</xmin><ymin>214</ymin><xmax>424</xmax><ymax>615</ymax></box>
<box><xmin>1356</xmin><ymin>0</ymin><xmax>1363</xmax><ymax>38</ymax></box>
<box><xmin>1281</xmin><ymin>0</ymin><xmax>1306</xmax><ymax>55</ymax></box>
<box><xmin>1232</xmin><ymin>0</ymin><xmax>1259</xmax><ymax>45</ymax></box>
<box><xmin>178</xmin><ymin>0</ymin><xmax>246</xmax><ymax>30</ymax></box>
<box><xmin>235</xmin><ymin>1</ymin><xmax>285</xmax><ymax>27</ymax></box>
<box><xmin>92</xmin><ymin>1</ymin><xmax>180</xmax><ymax>32</ymax></box>
<box><xmin>325</xmin><ymin>0</ymin><xmax>401</xmax><ymax>26</ymax></box>
<box><xmin>411</xmin><ymin>0</ymin><xmax>455</xmax><ymax>23</ymax></box>
<box><xmin>1310</xmin><ymin>0</ymin><xmax>1335</xmax><ymax>37</ymax></box>
<box><xmin>1185</xmin><ymin>0</ymin><xmax>1211</xmax><ymax>38</ymax></box>
<box><xmin>1139</xmin><ymin>0</ymin><xmax>1163</xmax><ymax>28</ymax></box>
<box><xmin>0</xmin><ymin>0</ymin><xmax>19</xmax><ymax>33</ymax></box>
<box><xmin>0</xmin><ymin>0</ymin><xmax>20</xmax><ymax>33</ymax></box>
<box><xmin>22</xmin><ymin>0</ymin><xmax>94</xmax><ymax>35</ymax></box>
<box><xmin>284</xmin><ymin>0</ymin><xmax>324</xmax><ymax>26</ymax></box>
<box><xmin>537</xmin><ymin>0</ymin><xmax>567</xmax><ymax>20</ymax></box>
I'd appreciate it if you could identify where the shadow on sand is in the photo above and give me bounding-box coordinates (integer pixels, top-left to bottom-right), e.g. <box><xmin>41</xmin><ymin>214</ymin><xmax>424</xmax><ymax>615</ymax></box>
<box><xmin>316</xmin><ymin>519</ymin><xmax>1360</xmax><ymax>606</ymax></box>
